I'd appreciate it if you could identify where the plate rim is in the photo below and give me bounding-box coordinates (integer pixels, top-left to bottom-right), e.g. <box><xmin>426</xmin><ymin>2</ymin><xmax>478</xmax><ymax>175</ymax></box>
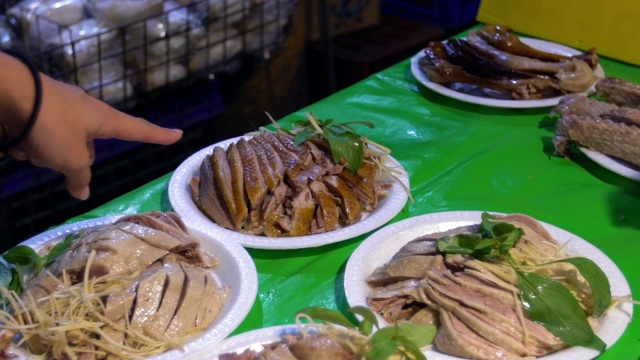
<box><xmin>411</xmin><ymin>37</ymin><xmax>606</xmax><ymax>108</ymax></box>
<box><xmin>168</xmin><ymin>134</ymin><xmax>410</xmax><ymax>249</ymax></box>
<box><xmin>344</xmin><ymin>210</ymin><xmax>633</xmax><ymax>360</ymax></box>
<box><xmin>10</xmin><ymin>215</ymin><xmax>259</xmax><ymax>360</ymax></box>
<box><xmin>579</xmin><ymin>146</ymin><xmax>640</xmax><ymax>182</ymax></box>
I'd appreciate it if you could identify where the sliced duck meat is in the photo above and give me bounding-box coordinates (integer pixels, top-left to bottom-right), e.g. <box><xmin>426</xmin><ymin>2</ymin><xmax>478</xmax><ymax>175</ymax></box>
<box><xmin>249</xmin><ymin>135</ymin><xmax>285</xmax><ymax>181</ymax></box>
<box><xmin>424</xmin><ymin>270</ymin><xmax>563</xmax><ymax>355</ymax></box>
<box><xmin>304</xmin><ymin>140</ymin><xmax>344</xmax><ymax>175</ymax></box>
<box><xmin>551</xmin><ymin>94</ymin><xmax>619</xmax><ymax>118</ymax></box>
<box><xmin>262</xmin><ymin>133</ymin><xmax>307</xmax><ymax>191</ymax></box>
<box><xmin>194</xmin><ymin>156</ymin><xmax>234</xmax><ymax>229</ymax></box>
<box><xmin>275</xmin><ymin>132</ymin><xmax>312</xmax><ymax>165</ymax></box>
<box><xmin>196</xmin><ymin>275</ymin><xmax>230</xmax><ymax>328</ymax></box>
<box><xmin>248</xmin><ymin>137</ymin><xmax>280</xmax><ymax>191</ymax></box>
<box><xmin>287</xmin><ymin>188</ymin><xmax>316</xmax><ymax>236</ymax></box>
<box><xmin>435</xmin><ymin>310</ymin><xmax>525</xmax><ymax>360</ymax></box>
<box><xmin>323</xmin><ymin>175</ymin><xmax>363</xmax><ymax>225</ymax></box>
<box><xmin>445</xmin><ymin>254</ymin><xmax>518</xmax><ymax>287</ymax></box>
<box><xmin>146</xmin><ymin>259</ymin><xmax>186</xmax><ymax>335</ymax></box>
<box><xmin>262</xmin><ymin>181</ymin><xmax>288</xmax><ymax>219</ymax></box>
<box><xmin>165</xmin><ymin>262</ymin><xmax>207</xmax><ymax>337</ymax></box>
<box><xmin>212</xmin><ymin>146</ymin><xmax>238</xmax><ymax>225</ymax></box>
<box><xmin>337</xmin><ymin>160</ymin><xmax>378</xmax><ymax>211</ymax></box>
<box><xmin>390</xmin><ymin>224</ymin><xmax>479</xmax><ymax>261</ymax></box>
<box><xmin>367</xmin><ymin>279</ymin><xmax>425</xmax><ymax>323</ymax></box>
<box><xmin>554</xmin><ymin>114</ymin><xmax>640</xmax><ymax>168</ymax></box>
<box><xmin>366</xmin><ymin>255</ymin><xmax>445</xmax><ymax>287</ymax></box>
<box><xmin>237</xmin><ymin>138</ymin><xmax>268</xmax><ymax>210</ymax></box>
<box><xmin>309</xmin><ymin>180</ymin><xmax>340</xmax><ymax>232</ymax></box>
<box><xmin>23</xmin><ymin>226</ymin><xmax>169</xmax><ymax>302</ymax></box>
<box><xmin>596</xmin><ymin>77</ymin><xmax>640</xmax><ymax>108</ymax></box>
<box><xmin>128</xmin><ymin>263</ymin><xmax>168</xmax><ymax>339</ymax></box>
<box><xmin>286</xmin><ymin>334</ymin><xmax>354</xmax><ymax>360</ymax></box>
<box><xmin>227</xmin><ymin>143</ymin><xmax>250</xmax><ymax>230</ymax></box>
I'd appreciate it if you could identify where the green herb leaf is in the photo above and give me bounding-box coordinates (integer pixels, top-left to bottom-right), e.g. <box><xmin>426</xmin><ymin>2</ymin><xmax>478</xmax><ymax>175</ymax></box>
<box><xmin>3</xmin><ymin>245</ymin><xmax>40</xmax><ymax>267</ymax></box>
<box><xmin>366</xmin><ymin>327</ymin><xmax>399</xmax><ymax>360</ymax></box>
<box><xmin>348</xmin><ymin>305</ymin><xmax>378</xmax><ymax>335</ymax></box>
<box><xmin>7</xmin><ymin>268</ymin><xmax>22</xmax><ymax>294</ymax></box>
<box><xmin>296</xmin><ymin>307</ymin><xmax>357</xmax><ymax>329</ymax></box>
<box><xmin>544</xmin><ymin>257</ymin><xmax>611</xmax><ymax>317</ymax></box>
<box><xmin>292</xmin><ymin>127</ymin><xmax>316</xmax><ymax>145</ymax></box>
<box><xmin>516</xmin><ymin>271</ymin><xmax>606</xmax><ymax>352</ymax></box>
<box><xmin>394</xmin><ymin>335</ymin><xmax>427</xmax><ymax>360</ymax></box>
<box><xmin>324</xmin><ymin>126</ymin><xmax>364</xmax><ymax>173</ymax></box>
<box><xmin>394</xmin><ymin>323</ymin><xmax>437</xmax><ymax>348</ymax></box>
<box><xmin>44</xmin><ymin>234</ymin><xmax>77</xmax><ymax>268</ymax></box>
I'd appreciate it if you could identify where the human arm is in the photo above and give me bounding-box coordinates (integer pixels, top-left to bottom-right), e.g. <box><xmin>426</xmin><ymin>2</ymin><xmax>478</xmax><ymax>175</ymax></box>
<box><xmin>0</xmin><ymin>51</ymin><xmax>183</xmax><ymax>200</ymax></box>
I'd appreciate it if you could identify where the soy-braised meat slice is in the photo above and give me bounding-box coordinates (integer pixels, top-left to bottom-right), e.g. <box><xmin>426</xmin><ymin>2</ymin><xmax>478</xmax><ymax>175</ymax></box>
<box><xmin>309</xmin><ymin>180</ymin><xmax>340</xmax><ymax>232</ymax></box>
<box><xmin>212</xmin><ymin>146</ymin><xmax>238</xmax><ymax>225</ymax></box>
<box><xmin>262</xmin><ymin>133</ymin><xmax>307</xmax><ymax>190</ymax></box>
<box><xmin>248</xmin><ymin>137</ymin><xmax>280</xmax><ymax>191</ymax></box>
<box><xmin>420</xmin><ymin>41</ymin><xmax>560</xmax><ymax>100</ymax></box>
<box><xmin>466</xmin><ymin>30</ymin><xmax>597</xmax><ymax>93</ymax></box>
<box><xmin>250</xmin><ymin>136</ymin><xmax>285</xmax><ymax>182</ymax></box>
<box><xmin>551</xmin><ymin>93</ymin><xmax>619</xmax><ymax>118</ymax></box>
<box><xmin>237</xmin><ymin>138</ymin><xmax>268</xmax><ymax>210</ymax></box>
<box><xmin>337</xmin><ymin>160</ymin><xmax>379</xmax><ymax>211</ymax></box>
<box><xmin>226</xmin><ymin>143</ymin><xmax>249</xmax><ymax>229</ymax></box>
<box><xmin>475</xmin><ymin>24</ymin><xmax>599</xmax><ymax>69</ymax></box>
<box><xmin>275</xmin><ymin>132</ymin><xmax>312</xmax><ymax>165</ymax></box>
<box><xmin>323</xmin><ymin>175</ymin><xmax>362</xmax><ymax>225</ymax></box>
<box><xmin>194</xmin><ymin>155</ymin><xmax>234</xmax><ymax>229</ymax></box>
<box><xmin>288</xmin><ymin>187</ymin><xmax>316</xmax><ymax>236</ymax></box>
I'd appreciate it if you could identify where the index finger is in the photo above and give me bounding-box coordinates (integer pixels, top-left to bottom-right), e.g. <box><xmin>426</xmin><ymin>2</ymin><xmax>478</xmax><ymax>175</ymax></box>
<box><xmin>98</xmin><ymin>105</ymin><xmax>183</xmax><ymax>145</ymax></box>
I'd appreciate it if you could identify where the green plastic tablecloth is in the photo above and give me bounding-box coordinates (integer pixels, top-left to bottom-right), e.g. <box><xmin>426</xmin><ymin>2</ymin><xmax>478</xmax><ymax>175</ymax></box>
<box><xmin>65</xmin><ymin>44</ymin><xmax>640</xmax><ymax>358</ymax></box>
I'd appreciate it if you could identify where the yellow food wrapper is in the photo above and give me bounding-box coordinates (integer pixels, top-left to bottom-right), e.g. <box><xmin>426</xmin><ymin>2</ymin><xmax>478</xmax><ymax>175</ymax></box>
<box><xmin>476</xmin><ymin>0</ymin><xmax>640</xmax><ymax>66</ymax></box>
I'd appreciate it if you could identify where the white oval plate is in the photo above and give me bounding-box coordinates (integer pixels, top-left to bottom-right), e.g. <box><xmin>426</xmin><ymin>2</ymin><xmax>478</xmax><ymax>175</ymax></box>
<box><xmin>3</xmin><ymin>215</ymin><xmax>258</xmax><ymax>360</ymax></box>
<box><xmin>411</xmin><ymin>38</ymin><xmax>605</xmax><ymax>108</ymax></box>
<box><xmin>344</xmin><ymin>211</ymin><xmax>633</xmax><ymax>359</ymax></box>
<box><xmin>209</xmin><ymin>325</ymin><xmax>305</xmax><ymax>358</ymax></box>
<box><xmin>169</xmin><ymin>135</ymin><xmax>410</xmax><ymax>249</ymax></box>
<box><xmin>579</xmin><ymin>147</ymin><xmax>640</xmax><ymax>182</ymax></box>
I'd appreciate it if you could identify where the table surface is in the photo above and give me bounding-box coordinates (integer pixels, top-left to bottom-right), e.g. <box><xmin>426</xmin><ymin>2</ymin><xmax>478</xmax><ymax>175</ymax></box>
<box><xmin>60</xmin><ymin>33</ymin><xmax>640</xmax><ymax>359</ymax></box>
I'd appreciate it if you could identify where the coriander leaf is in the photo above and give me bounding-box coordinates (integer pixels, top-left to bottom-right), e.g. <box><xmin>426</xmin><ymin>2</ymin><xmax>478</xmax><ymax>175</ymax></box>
<box><xmin>366</xmin><ymin>327</ymin><xmax>399</xmax><ymax>360</ymax></box>
<box><xmin>296</xmin><ymin>307</ymin><xmax>357</xmax><ymax>329</ymax></box>
<box><xmin>3</xmin><ymin>246</ymin><xmax>40</xmax><ymax>267</ymax></box>
<box><xmin>348</xmin><ymin>306</ymin><xmax>378</xmax><ymax>335</ymax></box>
<box><xmin>7</xmin><ymin>268</ymin><xmax>22</xmax><ymax>294</ymax></box>
<box><xmin>517</xmin><ymin>271</ymin><xmax>606</xmax><ymax>352</ymax></box>
<box><xmin>543</xmin><ymin>257</ymin><xmax>611</xmax><ymax>317</ymax></box>
<box><xmin>324</xmin><ymin>127</ymin><xmax>364</xmax><ymax>173</ymax></box>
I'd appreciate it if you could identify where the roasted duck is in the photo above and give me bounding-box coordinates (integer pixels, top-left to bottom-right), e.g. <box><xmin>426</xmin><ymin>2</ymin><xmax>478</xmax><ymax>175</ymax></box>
<box><xmin>191</xmin><ymin>132</ymin><xmax>393</xmax><ymax>237</ymax></box>
<box><xmin>419</xmin><ymin>24</ymin><xmax>600</xmax><ymax>100</ymax></box>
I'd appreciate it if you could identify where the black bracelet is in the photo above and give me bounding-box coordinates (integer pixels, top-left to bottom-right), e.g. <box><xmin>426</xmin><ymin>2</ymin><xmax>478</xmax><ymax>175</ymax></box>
<box><xmin>0</xmin><ymin>49</ymin><xmax>43</xmax><ymax>152</ymax></box>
